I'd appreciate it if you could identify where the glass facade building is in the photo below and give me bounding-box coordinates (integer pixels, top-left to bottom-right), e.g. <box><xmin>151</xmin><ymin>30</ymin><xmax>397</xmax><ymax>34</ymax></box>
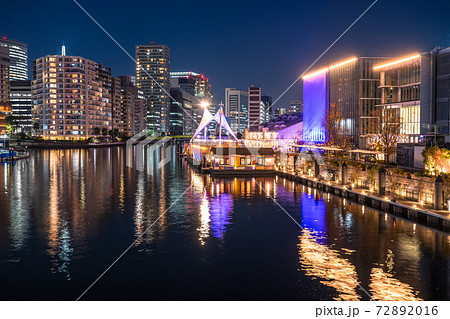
<box><xmin>10</xmin><ymin>80</ymin><xmax>32</xmax><ymax>132</ymax></box>
<box><xmin>225</xmin><ymin>88</ymin><xmax>248</xmax><ymax>134</ymax></box>
<box><xmin>435</xmin><ymin>47</ymin><xmax>450</xmax><ymax>134</ymax></box>
<box><xmin>0</xmin><ymin>37</ymin><xmax>28</xmax><ymax>81</ymax></box>
<box><xmin>302</xmin><ymin>57</ymin><xmax>388</xmax><ymax>148</ymax></box>
<box><xmin>375</xmin><ymin>54</ymin><xmax>426</xmax><ymax>143</ymax></box>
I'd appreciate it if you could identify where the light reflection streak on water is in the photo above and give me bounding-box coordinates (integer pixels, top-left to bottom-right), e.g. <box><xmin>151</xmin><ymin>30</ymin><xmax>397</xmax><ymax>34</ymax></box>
<box><xmin>292</xmin><ymin>179</ymin><xmax>424</xmax><ymax>301</ymax></box>
<box><xmin>47</xmin><ymin>152</ymin><xmax>73</xmax><ymax>279</ymax></box>
<box><xmin>209</xmin><ymin>193</ymin><xmax>233</xmax><ymax>240</ymax></box>
<box><xmin>369</xmin><ymin>268</ymin><xmax>422</xmax><ymax>301</ymax></box>
<box><xmin>9</xmin><ymin>163</ymin><xmax>30</xmax><ymax>253</ymax></box>
<box><xmin>298</xmin><ymin>229</ymin><xmax>361</xmax><ymax>301</ymax></box>
<box><xmin>134</xmin><ymin>171</ymin><xmax>147</xmax><ymax>245</ymax></box>
<box><xmin>119</xmin><ymin>150</ymin><xmax>125</xmax><ymax>214</ymax></box>
<box><xmin>4</xmin><ymin>163</ymin><xmax>8</xmax><ymax>191</ymax></box>
<box><xmin>198</xmin><ymin>192</ymin><xmax>210</xmax><ymax>245</ymax></box>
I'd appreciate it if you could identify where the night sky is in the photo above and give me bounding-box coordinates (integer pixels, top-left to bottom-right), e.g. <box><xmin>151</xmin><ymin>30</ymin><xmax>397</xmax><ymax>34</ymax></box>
<box><xmin>1</xmin><ymin>0</ymin><xmax>450</xmax><ymax>108</ymax></box>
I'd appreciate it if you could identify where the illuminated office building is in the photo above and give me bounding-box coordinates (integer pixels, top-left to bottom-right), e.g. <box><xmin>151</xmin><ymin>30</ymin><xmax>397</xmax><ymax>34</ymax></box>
<box><xmin>375</xmin><ymin>54</ymin><xmax>424</xmax><ymax>143</ymax></box>
<box><xmin>225</xmin><ymin>88</ymin><xmax>248</xmax><ymax>133</ymax></box>
<box><xmin>0</xmin><ymin>37</ymin><xmax>28</xmax><ymax>81</ymax></box>
<box><xmin>170</xmin><ymin>71</ymin><xmax>212</xmax><ymax>100</ymax></box>
<box><xmin>136</xmin><ymin>42</ymin><xmax>170</xmax><ymax>134</ymax></box>
<box><xmin>435</xmin><ymin>47</ymin><xmax>450</xmax><ymax>135</ymax></box>
<box><xmin>169</xmin><ymin>87</ymin><xmax>197</xmax><ymax>135</ymax></box>
<box><xmin>274</xmin><ymin>107</ymin><xmax>286</xmax><ymax>118</ymax></box>
<box><xmin>32</xmin><ymin>49</ymin><xmax>112</xmax><ymax>139</ymax></box>
<box><xmin>303</xmin><ymin>57</ymin><xmax>388</xmax><ymax>147</ymax></box>
<box><xmin>375</xmin><ymin>46</ymin><xmax>450</xmax><ymax>141</ymax></box>
<box><xmin>289</xmin><ymin>100</ymin><xmax>303</xmax><ymax>114</ymax></box>
<box><xmin>10</xmin><ymin>80</ymin><xmax>32</xmax><ymax>132</ymax></box>
<box><xmin>262</xmin><ymin>95</ymin><xmax>272</xmax><ymax>122</ymax></box>
<box><xmin>248</xmin><ymin>85</ymin><xmax>262</xmax><ymax>130</ymax></box>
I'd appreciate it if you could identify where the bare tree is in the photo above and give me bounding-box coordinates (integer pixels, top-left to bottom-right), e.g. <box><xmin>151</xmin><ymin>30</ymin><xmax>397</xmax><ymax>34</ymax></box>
<box><xmin>323</xmin><ymin>103</ymin><xmax>351</xmax><ymax>150</ymax></box>
<box><xmin>373</xmin><ymin>108</ymin><xmax>400</xmax><ymax>162</ymax></box>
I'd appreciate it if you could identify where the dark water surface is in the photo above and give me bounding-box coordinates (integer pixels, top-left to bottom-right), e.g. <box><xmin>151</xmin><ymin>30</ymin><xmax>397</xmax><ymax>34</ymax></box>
<box><xmin>0</xmin><ymin>147</ymin><xmax>448</xmax><ymax>300</ymax></box>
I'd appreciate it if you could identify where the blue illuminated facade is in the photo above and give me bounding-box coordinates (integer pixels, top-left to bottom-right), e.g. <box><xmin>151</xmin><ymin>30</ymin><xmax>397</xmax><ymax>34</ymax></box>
<box><xmin>303</xmin><ymin>69</ymin><xmax>329</xmax><ymax>143</ymax></box>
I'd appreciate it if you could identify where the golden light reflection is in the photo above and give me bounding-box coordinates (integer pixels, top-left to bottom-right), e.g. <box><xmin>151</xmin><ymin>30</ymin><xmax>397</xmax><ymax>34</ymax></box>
<box><xmin>46</xmin><ymin>150</ymin><xmax>73</xmax><ymax>279</ymax></box>
<box><xmin>298</xmin><ymin>230</ymin><xmax>361</xmax><ymax>301</ymax></box>
<box><xmin>198</xmin><ymin>192</ymin><xmax>210</xmax><ymax>245</ymax></box>
<box><xmin>119</xmin><ymin>167</ymin><xmax>125</xmax><ymax>214</ymax></box>
<box><xmin>369</xmin><ymin>268</ymin><xmax>422</xmax><ymax>301</ymax></box>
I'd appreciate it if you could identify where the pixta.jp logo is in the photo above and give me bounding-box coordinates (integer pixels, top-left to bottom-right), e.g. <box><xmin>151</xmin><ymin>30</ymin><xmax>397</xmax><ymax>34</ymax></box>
<box><xmin>126</xmin><ymin>129</ymin><xmax>173</xmax><ymax>175</ymax></box>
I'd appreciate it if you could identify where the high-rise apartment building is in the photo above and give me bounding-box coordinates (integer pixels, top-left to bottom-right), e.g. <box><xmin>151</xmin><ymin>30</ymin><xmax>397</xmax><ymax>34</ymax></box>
<box><xmin>0</xmin><ymin>37</ymin><xmax>28</xmax><ymax>81</ymax></box>
<box><xmin>0</xmin><ymin>47</ymin><xmax>11</xmax><ymax>135</ymax></box>
<box><xmin>10</xmin><ymin>80</ymin><xmax>32</xmax><ymax>132</ymax></box>
<box><xmin>112</xmin><ymin>76</ymin><xmax>146</xmax><ymax>137</ymax></box>
<box><xmin>225</xmin><ymin>88</ymin><xmax>248</xmax><ymax>133</ymax></box>
<box><xmin>136</xmin><ymin>42</ymin><xmax>170</xmax><ymax>134</ymax></box>
<box><xmin>32</xmin><ymin>51</ymin><xmax>112</xmax><ymax>139</ymax></box>
<box><xmin>248</xmin><ymin>85</ymin><xmax>262</xmax><ymax>130</ymax></box>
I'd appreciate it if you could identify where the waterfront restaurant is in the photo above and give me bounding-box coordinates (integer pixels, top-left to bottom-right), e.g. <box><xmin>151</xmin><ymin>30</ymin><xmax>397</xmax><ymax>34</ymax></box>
<box><xmin>208</xmin><ymin>147</ymin><xmax>276</xmax><ymax>170</ymax></box>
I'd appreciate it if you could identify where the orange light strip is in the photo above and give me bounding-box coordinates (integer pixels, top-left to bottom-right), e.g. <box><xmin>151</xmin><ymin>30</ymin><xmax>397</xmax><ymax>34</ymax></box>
<box><xmin>373</xmin><ymin>54</ymin><xmax>420</xmax><ymax>70</ymax></box>
<box><xmin>302</xmin><ymin>67</ymin><xmax>328</xmax><ymax>79</ymax></box>
<box><xmin>329</xmin><ymin>57</ymin><xmax>358</xmax><ymax>70</ymax></box>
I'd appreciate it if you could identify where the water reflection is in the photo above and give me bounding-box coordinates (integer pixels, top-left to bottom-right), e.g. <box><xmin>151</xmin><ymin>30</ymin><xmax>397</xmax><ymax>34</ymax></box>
<box><xmin>369</xmin><ymin>267</ymin><xmax>422</xmax><ymax>301</ymax></box>
<box><xmin>289</xmin><ymin>176</ymin><xmax>435</xmax><ymax>301</ymax></box>
<box><xmin>0</xmin><ymin>149</ymin><xmax>447</xmax><ymax>300</ymax></box>
<box><xmin>299</xmin><ymin>229</ymin><xmax>361</xmax><ymax>301</ymax></box>
<box><xmin>209</xmin><ymin>193</ymin><xmax>233</xmax><ymax>240</ymax></box>
<box><xmin>198</xmin><ymin>192</ymin><xmax>210</xmax><ymax>244</ymax></box>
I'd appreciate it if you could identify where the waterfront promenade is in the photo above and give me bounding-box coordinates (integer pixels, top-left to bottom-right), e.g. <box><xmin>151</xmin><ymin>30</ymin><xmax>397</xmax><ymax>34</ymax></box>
<box><xmin>276</xmin><ymin>169</ymin><xmax>450</xmax><ymax>233</ymax></box>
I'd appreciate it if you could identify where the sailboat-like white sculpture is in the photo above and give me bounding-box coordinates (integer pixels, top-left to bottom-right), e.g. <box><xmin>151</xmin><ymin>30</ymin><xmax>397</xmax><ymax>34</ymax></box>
<box><xmin>190</xmin><ymin>107</ymin><xmax>238</xmax><ymax>142</ymax></box>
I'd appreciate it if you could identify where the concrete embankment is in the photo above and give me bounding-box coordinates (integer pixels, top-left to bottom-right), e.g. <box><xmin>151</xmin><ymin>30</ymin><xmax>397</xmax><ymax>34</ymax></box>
<box><xmin>277</xmin><ymin>171</ymin><xmax>450</xmax><ymax>233</ymax></box>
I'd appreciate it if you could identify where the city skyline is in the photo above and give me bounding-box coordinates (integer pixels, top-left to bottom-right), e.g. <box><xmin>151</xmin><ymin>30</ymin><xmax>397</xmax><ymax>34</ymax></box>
<box><xmin>2</xmin><ymin>0</ymin><xmax>450</xmax><ymax>108</ymax></box>
<box><xmin>1</xmin><ymin>0</ymin><xmax>450</xmax><ymax>308</ymax></box>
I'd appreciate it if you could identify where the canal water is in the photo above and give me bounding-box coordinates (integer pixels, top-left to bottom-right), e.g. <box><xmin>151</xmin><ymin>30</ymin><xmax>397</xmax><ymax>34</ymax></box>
<box><xmin>0</xmin><ymin>147</ymin><xmax>448</xmax><ymax>300</ymax></box>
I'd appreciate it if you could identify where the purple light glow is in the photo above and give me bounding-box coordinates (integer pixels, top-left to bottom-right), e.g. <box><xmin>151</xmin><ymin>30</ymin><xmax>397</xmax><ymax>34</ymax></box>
<box><xmin>209</xmin><ymin>193</ymin><xmax>233</xmax><ymax>240</ymax></box>
<box><xmin>303</xmin><ymin>69</ymin><xmax>328</xmax><ymax>143</ymax></box>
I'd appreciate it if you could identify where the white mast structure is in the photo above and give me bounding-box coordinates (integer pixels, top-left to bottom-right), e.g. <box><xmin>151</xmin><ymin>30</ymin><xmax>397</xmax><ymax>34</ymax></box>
<box><xmin>191</xmin><ymin>107</ymin><xmax>238</xmax><ymax>143</ymax></box>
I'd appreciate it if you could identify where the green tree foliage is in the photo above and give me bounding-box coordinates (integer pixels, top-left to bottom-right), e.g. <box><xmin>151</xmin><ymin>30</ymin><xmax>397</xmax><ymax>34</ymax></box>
<box><xmin>5</xmin><ymin>115</ymin><xmax>17</xmax><ymax>137</ymax></box>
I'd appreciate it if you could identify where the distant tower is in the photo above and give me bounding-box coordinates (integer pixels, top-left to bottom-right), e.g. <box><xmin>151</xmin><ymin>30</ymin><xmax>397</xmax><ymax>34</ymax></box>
<box><xmin>135</xmin><ymin>42</ymin><xmax>170</xmax><ymax>134</ymax></box>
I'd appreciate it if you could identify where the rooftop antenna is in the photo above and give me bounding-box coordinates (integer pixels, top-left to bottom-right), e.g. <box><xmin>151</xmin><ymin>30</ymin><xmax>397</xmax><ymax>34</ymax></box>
<box><xmin>62</xmin><ymin>42</ymin><xmax>66</xmax><ymax>56</ymax></box>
